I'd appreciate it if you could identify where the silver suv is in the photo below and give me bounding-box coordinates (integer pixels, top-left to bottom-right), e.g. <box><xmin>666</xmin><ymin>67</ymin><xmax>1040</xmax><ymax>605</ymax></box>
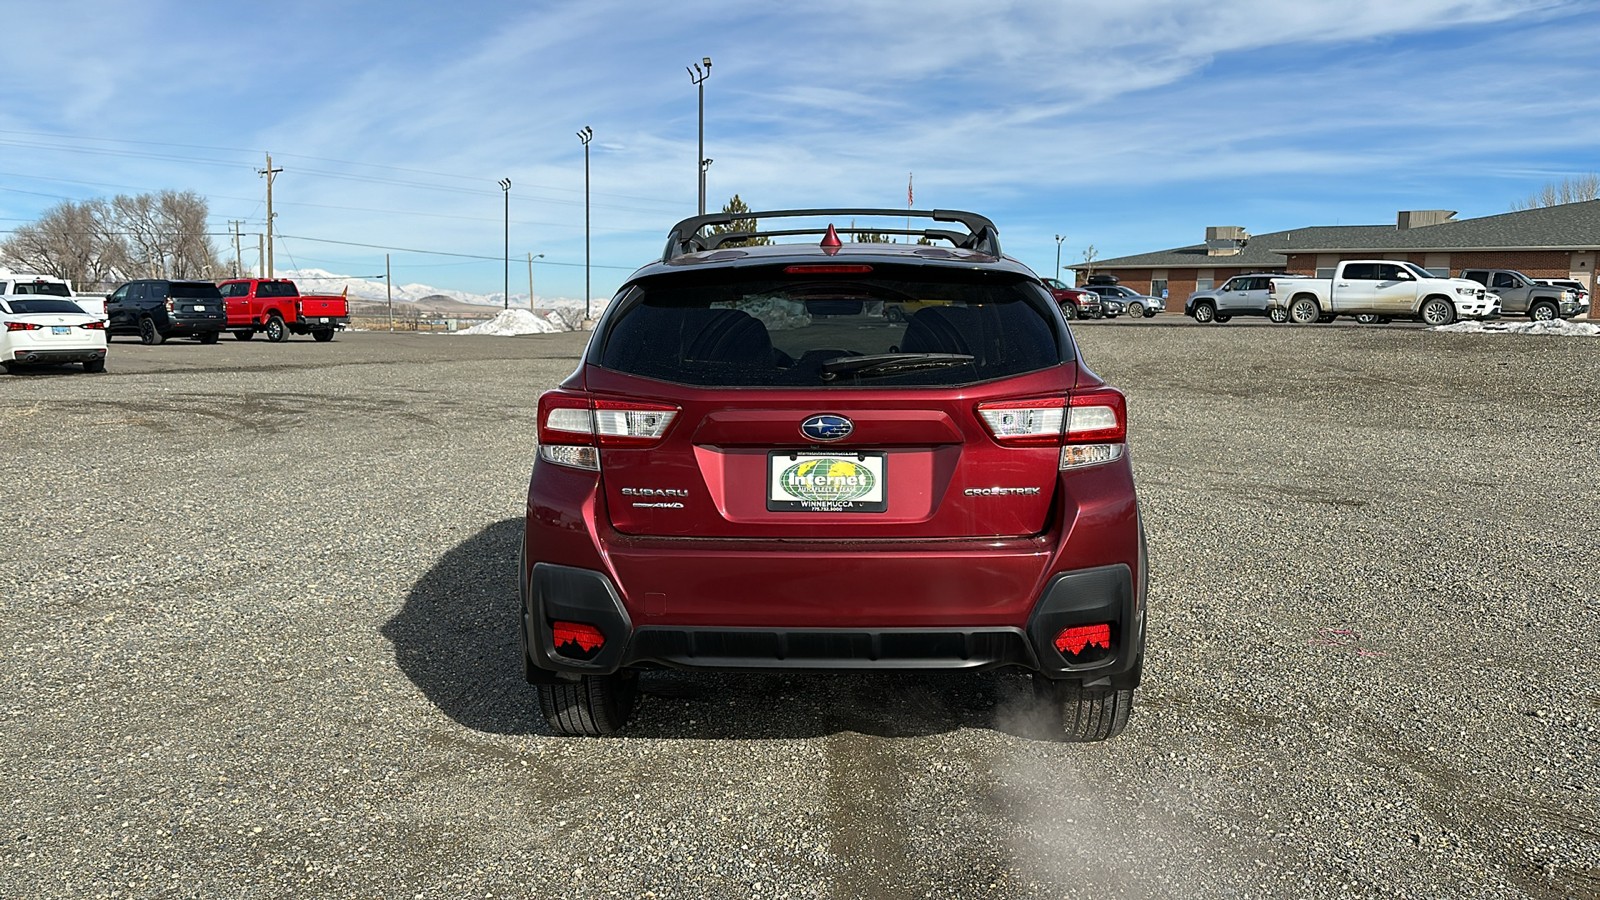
<box><xmin>1186</xmin><ymin>273</ymin><xmax>1302</xmax><ymax>324</ymax></box>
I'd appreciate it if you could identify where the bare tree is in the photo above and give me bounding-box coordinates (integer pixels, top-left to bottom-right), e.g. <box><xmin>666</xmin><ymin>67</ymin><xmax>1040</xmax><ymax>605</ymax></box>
<box><xmin>1</xmin><ymin>191</ymin><xmax>220</xmax><ymax>289</ymax></box>
<box><xmin>1081</xmin><ymin>244</ymin><xmax>1099</xmax><ymax>276</ymax></box>
<box><xmin>0</xmin><ymin>199</ymin><xmax>119</xmax><ymax>290</ymax></box>
<box><xmin>1511</xmin><ymin>174</ymin><xmax>1600</xmax><ymax>210</ymax></box>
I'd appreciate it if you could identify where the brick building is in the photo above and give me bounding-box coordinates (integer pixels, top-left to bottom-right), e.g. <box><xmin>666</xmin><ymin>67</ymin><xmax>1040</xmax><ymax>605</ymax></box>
<box><xmin>1071</xmin><ymin>200</ymin><xmax>1600</xmax><ymax>318</ymax></box>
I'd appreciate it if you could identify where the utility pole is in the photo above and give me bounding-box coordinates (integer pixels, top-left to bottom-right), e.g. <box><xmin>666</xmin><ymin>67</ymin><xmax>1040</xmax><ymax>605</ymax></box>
<box><xmin>230</xmin><ymin>220</ymin><xmax>244</xmax><ymax>278</ymax></box>
<box><xmin>386</xmin><ymin>253</ymin><xmax>393</xmax><ymax>333</ymax></box>
<box><xmin>256</xmin><ymin>234</ymin><xmax>264</xmax><ymax>278</ymax></box>
<box><xmin>687</xmin><ymin>57</ymin><xmax>711</xmax><ymax>215</ymax></box>
<box><xmin>258</xmin><ymin>153</ymin><xmax>282</xmax><ymax>277</ymax></box>
<box><xmin>578</xmin><ymin>127</ymin><xmax>593</xmax><ymax>320</ymax></box>
<box><xmin>499</xmin><ymin>178</ymin><xmax>511</xmax><ymax>310</ymax></box>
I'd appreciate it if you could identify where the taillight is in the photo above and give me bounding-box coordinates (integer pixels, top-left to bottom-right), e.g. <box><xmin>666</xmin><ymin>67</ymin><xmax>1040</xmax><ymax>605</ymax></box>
<box><xmin>551</xmin><ymin>621</ymin><xmax>605</xmax><ymax>659</ymax></box>
<box><xmin>5</xmin><ymin>322</ymin><xmax>41</xmax><ymax>331</ymax></box>
<box><xmin>976</xmin><ymin>397</ymin><xmax>1066</xmax><ymax>446</ymax></box>
<box><xmin>975</xmin><ymin>389</ymin><xmax>1127</xmax><ymax>469</ymax></box>
<box><xmin>1054</xmin><ymin>623</ymin><xmax>1111</xmax><ymax>656</ymax></box>
<box><xmin>165</xmin><ymin>299</ymin><xmax>175</xmax><ymax>313</ymax></box>
<box><xmin>536</xmin><ymin>391</ymin><xmax>679</xmax><ymax>471</ymax></box>
<box><xmin>80</xmin><ymin>321</ymin><xmax>107</xmax><ymax>330</ymax></box>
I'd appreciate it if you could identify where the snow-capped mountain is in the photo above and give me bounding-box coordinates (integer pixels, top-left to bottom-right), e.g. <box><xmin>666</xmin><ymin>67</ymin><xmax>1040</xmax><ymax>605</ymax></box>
<box><xmin>276</xmin><ymin>267</ymin><xmax>586</xmax><ymax>309</ymax></box>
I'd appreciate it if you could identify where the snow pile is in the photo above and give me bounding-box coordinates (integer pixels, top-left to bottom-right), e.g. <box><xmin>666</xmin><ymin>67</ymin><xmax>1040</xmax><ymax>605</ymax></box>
<box><xmin>1434</xmin><ymin>319</ymin><xmax>1600</xmax><ymax>337</ymax></box>
<box><xmin>453</xmin><ymin>309</ymin><xmax>563</xmax><ymax>336</ymax></box>
<box><xmin>718</xmin><ymin>296</ymin><xmax>811</xmax><ymax>330</ymax></box>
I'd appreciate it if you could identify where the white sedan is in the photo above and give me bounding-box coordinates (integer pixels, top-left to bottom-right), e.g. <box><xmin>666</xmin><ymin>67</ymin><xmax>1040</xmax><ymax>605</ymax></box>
<box><xmin>1</xmin><ymin>295</ymin><xmax>108</xmax><ymax>373</ymax></box>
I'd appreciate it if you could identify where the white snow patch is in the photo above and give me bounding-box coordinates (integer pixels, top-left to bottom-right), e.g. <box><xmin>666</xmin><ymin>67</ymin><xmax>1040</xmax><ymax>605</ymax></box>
<box><xmin>717</xmin><ymin>296</ymin><xmax>812</xmax><ymax>330</ymax></box>
<box><xmin>453</xmin><ymin>309</ymin><xmax>562</xmax><ymax>336</ymax></box>
<box><xmin>1433</xmin><ymin>319</ymin><xmax>1600</xmax><ymax>336</ymax></box>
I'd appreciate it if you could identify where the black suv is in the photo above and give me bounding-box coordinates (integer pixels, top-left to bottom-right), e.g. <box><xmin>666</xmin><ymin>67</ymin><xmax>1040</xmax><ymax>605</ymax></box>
<box><xmin>106</xmin><ymin>279</ymin><xmax>226</xmax><ymax>345</ymax></box>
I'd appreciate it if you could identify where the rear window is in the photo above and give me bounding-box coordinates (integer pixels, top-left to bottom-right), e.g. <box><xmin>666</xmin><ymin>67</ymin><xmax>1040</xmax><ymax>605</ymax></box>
<box><xmin>170</xmin><ymin>282</ymin><xmax>223</xmax><ymax>299</ymax></box>
<box><xmin>257</xmin><ymin>281</ymin><xmax>298</xmax><ymax>298</ymax></box>
<box><xmin>10</xmin><ymin>282</ymin><xmax>72</xmax><ymax>297</ymax></box>
<box><xmin>4</xmin><ymin>298</ymin><xmax>84</xmax><ymax>314</ymax></box>
<box><xmin>598</xmin><ymin>266</ymin><xmax>1066</xmax><ymax>387</ymax></box>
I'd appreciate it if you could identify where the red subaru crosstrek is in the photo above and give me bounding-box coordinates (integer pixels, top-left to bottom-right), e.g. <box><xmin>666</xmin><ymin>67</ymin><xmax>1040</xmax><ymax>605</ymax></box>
<box><xmin>522</xmin><ymin>208</ymin><xmax>1146</xmax><ymax>740</ymax></box>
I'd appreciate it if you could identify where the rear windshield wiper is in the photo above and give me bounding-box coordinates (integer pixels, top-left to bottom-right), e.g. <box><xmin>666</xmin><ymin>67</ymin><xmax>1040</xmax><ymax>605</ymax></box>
<box><xmin>819</xmin><ymin>352</ymin><xmax>976</xmax><ymax>381</ymax></box>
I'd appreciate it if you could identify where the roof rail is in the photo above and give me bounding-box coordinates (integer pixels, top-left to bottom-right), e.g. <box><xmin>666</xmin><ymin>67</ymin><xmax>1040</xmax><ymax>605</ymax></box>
<box><xmin>661</xmin><ymin>208</ymin><xmax>1001</xmax><ymax>262</ymax></box>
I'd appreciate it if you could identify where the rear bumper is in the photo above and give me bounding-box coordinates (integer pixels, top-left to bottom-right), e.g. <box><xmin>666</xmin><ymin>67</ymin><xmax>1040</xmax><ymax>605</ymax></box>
<box><xmin>165</xmin><ymin>316</ymin><xmax>225</xmax><ymax>334</ymax></box>
<box><xmin>7</xmin><ymin>345</ymin><xmax>107</xmax><ymax>364</ymax></box>
<box><xmin>292</xmin><ymin>316</ymin><xmax>348</xmax><ymax>331</ymax></box>
<box><xmin>521</xmin><ymin>560</ymin><xmax>1145</xmax><ymax>687</ymax></box>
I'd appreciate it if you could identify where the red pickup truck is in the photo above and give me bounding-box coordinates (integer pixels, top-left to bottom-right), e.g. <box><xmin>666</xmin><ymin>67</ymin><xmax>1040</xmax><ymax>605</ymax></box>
<box><xmin>217</xmin><ymin>278</ymin><xmax>349</xmax><ymax>342</ymax></box>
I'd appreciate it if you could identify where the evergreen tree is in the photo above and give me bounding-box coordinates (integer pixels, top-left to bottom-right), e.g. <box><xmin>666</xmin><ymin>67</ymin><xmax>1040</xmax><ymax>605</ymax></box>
<box><xmin>709</xmin><ymin>195</ymin><xmax>773</xmax><ymax>247</ymax></box>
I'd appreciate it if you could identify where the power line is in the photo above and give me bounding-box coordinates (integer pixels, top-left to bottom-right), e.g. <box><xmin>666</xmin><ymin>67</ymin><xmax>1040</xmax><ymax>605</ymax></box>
<box><xmin>277</xmin><ymin>233</ymin><xmax>636</xmax><ymax>270</ymax></box>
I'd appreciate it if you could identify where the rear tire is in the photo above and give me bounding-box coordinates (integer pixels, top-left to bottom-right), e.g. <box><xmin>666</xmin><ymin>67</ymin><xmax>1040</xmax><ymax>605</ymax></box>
<box><xmin>1288</xmin><ymin>297</ymin><xmax>1320</xmax><ymax>324</ymax></box>
<box><xmin>83</xmin><ymin>359</ymin><xmax>105</xmax><ymax>373</ymax></box>
<box><xmin>537</xmin><ymin>673</ymin><xmax>639</xmax><ymax>736</ymax></box>
<box><xmin>1192</xmin><ymin>302</ymin><xmax>1215</xmax><ymax>323</ymax></box>
<box><xmin>1034</xmin><ymin>677</ymin><xmax>1133</xmax><ymax>742</ymax></box>
<box><xmin>266</xmin><ymin>314</ymin><xmax>289</xmax><ymax>343</ymax></box>
<box><xmin>312</xmin><ymin>328</ymin><xmax>335</xmax><ymax>342</ymax></box>
<box><xmin>1420</xmin><ymin>297</ymin><xmax>1456</xmax><ymax>326</ymax></box>
<box><xmin>233</xmin><ymin>330</ymin><xmax>254</xmax><ymax>341</ymax></box>
<box><xmin>1214</xmin><ymin>314</ymin><xmax>1231</xmax><ymax>323</ymax></box>
<box><xmin>1268</xmin><ymin>306</ymin><xmax>1289</xmax><ymax>324</ymax></box>
<box><xmin>139</xmin><ymin>318</ymin><xmax>164</xmax><ymax>345</ymax></box>
<box><xmin>199</xmin><ymin>330</ymin><xmax>219</xmax><ymax>344</ymax></box>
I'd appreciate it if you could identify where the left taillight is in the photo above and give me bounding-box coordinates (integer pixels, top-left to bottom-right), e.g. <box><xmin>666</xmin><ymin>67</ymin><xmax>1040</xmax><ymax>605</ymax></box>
<box><xmin>536</xmin><ymin>391</ymin><xmax>679</xmax><ymax>471</ymax></box>
<box><xmin>5</xmin><ymin>322</ymin><xmax>41</xmax><ymax>331</ymax></box>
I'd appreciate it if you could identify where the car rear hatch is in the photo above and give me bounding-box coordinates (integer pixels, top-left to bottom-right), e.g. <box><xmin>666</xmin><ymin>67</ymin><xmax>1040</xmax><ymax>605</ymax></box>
<box><xmin>169</xmin><ymin>283</ymin><xmax>224</xmax><ymax>319</ymax></box>
<box><xmin>581</xmin><ymin>263</ymin><xmax>1076</xmax><ymax>542</ymax></box>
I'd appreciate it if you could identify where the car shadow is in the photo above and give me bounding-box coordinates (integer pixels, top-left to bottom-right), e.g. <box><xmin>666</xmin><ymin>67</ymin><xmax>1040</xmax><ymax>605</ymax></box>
<box><xmin>382</xmin><ymin>517</ymin><xmax>1056</xmax><ymax>741</ymax></box>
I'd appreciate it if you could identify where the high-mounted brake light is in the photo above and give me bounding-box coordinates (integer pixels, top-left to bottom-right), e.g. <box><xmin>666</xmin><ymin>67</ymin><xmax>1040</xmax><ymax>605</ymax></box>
<box><xmin>784</xmin><ymin>265</ymin><xmax>874</xmax><ymax>275</ymax></box>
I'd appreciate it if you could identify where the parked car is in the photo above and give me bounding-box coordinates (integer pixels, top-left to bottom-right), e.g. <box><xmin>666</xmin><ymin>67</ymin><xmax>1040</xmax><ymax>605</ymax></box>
<box><xmin>1187</xmin><ymin>273</ymin><xmax>1303</xmax><ymax>324</ymax></box>
<box><xmin>217</xmin><ymin>278</ymin><xmax>349</xmax><ymax>342</ymax></box>
<box><xmin>1080</xmin><ymin>283</ymin><xmax>1163</xmax><ymax>318</ymax></box>
<box><xmin>1267</xmin><ymin>261</ymin><xmax>1493</xmax><ymax>326</ymax></box>
<box><xmin>105</xmin><ymin>279</ymin><xmax>226</xmax><ymax>344</ymax></box>
<box><xmin>1042</xmin><ymin>278</ymin><xmax>1102</xmax><ymax>319</ymax></box>
<box><xmin>1533</xmin><ymin>278</ymin><xmax>1591</xmax><ymax>308</ymax></box>
<box><xmin>1459</xmin><ymin>270</ymin><xmax>1586</xmax><ymax>321</ymax></box>
<box><xmin>1</xmin><ymin>286</ymin><xmax>108</xmax><ymax>373</ymax></box>
<box><xmin>521</xmin><ymin>208</ymin><xmax>1147</xmax><ymax>741</ymax></box>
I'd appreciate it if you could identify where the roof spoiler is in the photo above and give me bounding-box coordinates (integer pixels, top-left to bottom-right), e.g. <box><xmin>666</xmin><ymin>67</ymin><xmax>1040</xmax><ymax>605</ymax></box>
<box><xmin>661</xmin><ymin>208</ymin><xmax>1001</xmax><ymax>262</ymax></box>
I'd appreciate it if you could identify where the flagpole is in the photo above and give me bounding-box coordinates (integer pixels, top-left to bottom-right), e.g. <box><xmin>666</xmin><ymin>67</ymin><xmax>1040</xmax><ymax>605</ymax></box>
<box><xmin>906</xmin><ymin>172</ymin><xmax>913</xmax><ymax>237</ymax></box>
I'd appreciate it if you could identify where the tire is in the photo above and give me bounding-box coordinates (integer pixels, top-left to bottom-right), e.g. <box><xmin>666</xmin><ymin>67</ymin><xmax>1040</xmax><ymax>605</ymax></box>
<box><xmin>1034</xmin><ymin>677</ymin><xmax>1134</xmax><ymax>742</ymax></box>
<box><xmin>312</xmin><ymin>329</ymin><xmax>335</xmax><ymax>342</ymax></box>
<box><xmin>1144</xmin><ymin>308</ymin><xmax>1157</xmax><ymax>318</ymax></box>
<box><xmin>83</xmin><ymin>359</ymin><xmax>105</xmax><ymax>374</ymax></box>
<box><xmin>1192</xmin><ymin>302</ymin><xmax>1216</xmax><ymax>323</ymax></box>
<box><xmin>1128</xmin><ymin>302</ymin><xmax>1144</xmax><ymax>318</ymax></box>
<box><xmin>1355</xmin><ymin>314</ymin><xmax>1380</xmax><ymax>324</ymax></box>
<box><xmin>1268</xmin><ymin>306</ymin><xmax>1289</xmax><ymax>324</ymax></box>
<box><xmin>139</xmin><ymin>318</ymin><xmax>164</xmax><ymax>345</ymax></box>
<box><xmin>199</xmin><ymin>330</ymin><xmax>219</xmax><ymax>344</ymax></box>
<box><xmin>1288</xmin><ymin>297</ymin><xmax>1321</xmax><ymax>324</ymax></box>
<box><xmin>1529</xmin><ymin>302</ymin><xmax>1558</xmax><ymax>322</ymax></box>
<box><xmin>1214</xmin><ymin>314</ymin><xmax>1231</xmax><ymax>323</ymax></box>
<box><xmin>1317</xmin><ymin>315</ymin><xmax>1337</xmax><ymax>324</ymax></box>
<box><xmin>885</xmin><ymin>306</ymin><xmax>906</xmax><ymax>324</ymax></box>
<box><xmin>265</xmin><ymin>314</ymin><xmax>289</xmax><ymax>343</ymax></box>
<box><xmin>537</xmin><ymin>673</ymin><xmax>639</xmax><ymax>736</ymax></box>
<box><xmin>1060</xmin><ymin>302</ymin><xmax>1077</xmax><ymax>321</ymax></box>
<box><xmin>233</xmin><ymin>330</ymin><xmax>254</xmax><ymax>341</ymax></box>
<box><xmin>1420</xmin><ymin>297</ymin><xmax>1456</xmax><ymax>327</ymax></box>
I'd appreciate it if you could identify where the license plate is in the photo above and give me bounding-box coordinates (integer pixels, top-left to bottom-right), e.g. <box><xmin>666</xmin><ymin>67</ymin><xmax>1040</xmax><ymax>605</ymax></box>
<box><xmin>318</xmin><ymin>317</ymin><xmax>329</xmax><ymax>323</ymax></box>
<box><xmin>52</xmin><ymin>326</ymin><xmax>71</xmax><ymax>335</ymax></box>
<box><xmin>768</xmin><ymin>451</ymin><xmax>887</xmax><ymax>512</ymax></box>
<box><xmin>195</xmin><ymin>305</ymin><xmax>208</xmax><ymax>312</ymax></box>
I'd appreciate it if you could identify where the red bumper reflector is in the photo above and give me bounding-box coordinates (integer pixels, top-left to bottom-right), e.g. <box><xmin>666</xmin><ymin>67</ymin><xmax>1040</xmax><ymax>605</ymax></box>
<box><xmin>552</xmin><ymin>621</ymin><xmax>605</xmax><ymax>654</ymax></box>
<box><xmin>1054</xmin><ymin>623</ymin><xmax>1111</xmax><ymax>656</ymax></box>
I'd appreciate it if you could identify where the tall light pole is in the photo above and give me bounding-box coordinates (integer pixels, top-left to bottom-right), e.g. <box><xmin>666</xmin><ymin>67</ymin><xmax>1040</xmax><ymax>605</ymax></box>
<box><xmin>1055</xmin><ymin>234</ymin><xmax>1065</xmax><ymax>281</ymax></box>
<box><xmin>527</xmin><ymin>252</ymin><xmax>544</xmax><ymax>307</ymax></box>
<box><xmin>687</xmin><ymin>56</ymin><xmax>711</xmax><ymax>215</ymax></box>
<box><xmin>498</xmin><ymin>178</ymin><xmax>511</xmax><ymax>309</ymax></box>
<box><xmin>577</xmin><ymin>126</ymin><xmax>593</xmax><ymax>321</ymax></box>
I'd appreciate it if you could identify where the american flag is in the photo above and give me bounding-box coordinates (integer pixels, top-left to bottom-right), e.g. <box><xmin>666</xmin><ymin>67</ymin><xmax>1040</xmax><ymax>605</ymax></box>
<box><xmin>907</xmin><ymin>173</ymin><xmax>914</xmax><ymax>209</ymax></box>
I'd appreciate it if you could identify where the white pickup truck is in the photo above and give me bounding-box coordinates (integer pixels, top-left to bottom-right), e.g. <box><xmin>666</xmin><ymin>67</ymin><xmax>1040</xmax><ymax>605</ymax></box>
<box><xmin>1267</xmin><ymin>260</ymin><xmax>1495</xmax><ymax>326</ymax></box>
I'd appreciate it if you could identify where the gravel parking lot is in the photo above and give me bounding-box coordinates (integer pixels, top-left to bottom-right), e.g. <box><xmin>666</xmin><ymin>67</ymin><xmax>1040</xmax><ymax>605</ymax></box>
<box><xmin>2</xmin><ymin>323</ymin><xmax>1595</xmax><ymax>899</ymax></box>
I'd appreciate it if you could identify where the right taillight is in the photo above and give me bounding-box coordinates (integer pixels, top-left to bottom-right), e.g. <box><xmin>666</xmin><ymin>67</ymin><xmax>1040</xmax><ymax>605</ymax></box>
<box><xmin>1061</xmin><ymin>387</ymin><xmax>1126</xmax><ymax>470</ymax></box>
<box><xmin>536</xmin><ymin>391</ymin><xmax>679</xmax><ymax>471</ymax></box>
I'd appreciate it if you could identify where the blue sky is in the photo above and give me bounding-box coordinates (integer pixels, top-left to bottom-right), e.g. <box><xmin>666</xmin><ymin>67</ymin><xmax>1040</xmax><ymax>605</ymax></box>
<box><xmin>2</xmin><ymin>0</ymin><xmax>1597</xmax><ymax>302</ymax></box>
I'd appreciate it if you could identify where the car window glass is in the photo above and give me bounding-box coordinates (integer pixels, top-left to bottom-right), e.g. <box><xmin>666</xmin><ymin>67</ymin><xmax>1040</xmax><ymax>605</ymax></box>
<box><xmin>1342</xmin><ymin>263</ymin><xmax>1379</xmax><ymax>281</ymax></box>
<box><xmin>1491</xmin><ymin>273</ymin><xmax>1516</xmax><ymax>289</ymax></box>
<box><xmin>171</xmin><ymin>283</ymin><xmax>223</xmax><ymax>299</ymax></box>
<box><xmin>6</xmin><ymin>298</ymin><xmax>84</xmax><ymax>314</ymax></box>
<box><xmin>1375</xmin><ymin>265</ymin><xmax>1406</xmax><ymax>281</ymax></box>
<box><xmin>599</xmin><ymin>268</ymin><xmax>1063</xmax><ymax>388</ymax></box>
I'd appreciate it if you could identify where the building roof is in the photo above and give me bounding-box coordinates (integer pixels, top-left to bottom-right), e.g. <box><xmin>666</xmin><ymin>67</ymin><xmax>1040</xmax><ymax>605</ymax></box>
<box><xmin>1074</xmin><ymin>200</ymin><xmax>1600</xmax><ymax>271</ymax></box>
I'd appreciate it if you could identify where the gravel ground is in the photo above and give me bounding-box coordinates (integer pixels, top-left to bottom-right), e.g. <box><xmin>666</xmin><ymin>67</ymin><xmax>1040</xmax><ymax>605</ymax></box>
<box><xmin>1</xmin><ymin>322</ymin><xmax>1595</xmax><ymax>899</ymax></box>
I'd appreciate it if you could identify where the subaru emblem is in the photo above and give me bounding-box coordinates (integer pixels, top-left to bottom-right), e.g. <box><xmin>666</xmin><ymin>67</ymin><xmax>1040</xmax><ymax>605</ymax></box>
<box><xmin>800</xmin><ymin>414</ymin><xmax>853</xmax><ymax>442</ymax></box>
